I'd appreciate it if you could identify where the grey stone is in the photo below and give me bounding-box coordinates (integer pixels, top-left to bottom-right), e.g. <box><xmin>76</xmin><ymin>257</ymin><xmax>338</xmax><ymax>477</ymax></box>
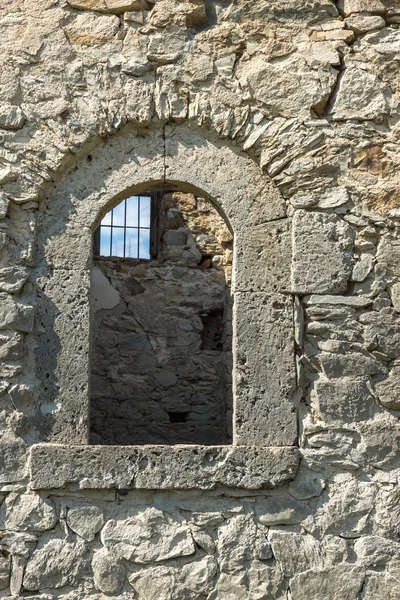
<box><xmin>330</xmin><ymin>66</ymin><xmax>390</xmax><ymax>121</ymax></box>
<box><xmin>292</xmin><ymin>211</ymin><xmax>354</xmax><ymax>294</ymax></box>
<box><xmin>345</xmin><ymin>14</ymin><xmax>385</xmax><ymax>34</ymax></box>
<box><xmin>269</xmin><ymin>532</ymin><xmax>323</xmax><ymax>577</ymax></box>
<box><xmin>92</xmin><ymin>548</ymin><xmax>125</xmax><ymax>594</ymax></box>
<box><xmin>311</xmin><ymin>378</ymin><xmax>375</xmax><ymax>423</ymax></box>
<box><xmin>318</xmin><ymin>352</ymin><xmax>386</xmax><ymax>378</ymax></box>
<box><xmin>0</xmin><ymin>295</ymin><xmax>34</xmax><ymax>333</ymax></box>
<box><xmin>67</xmin><ymin>506</ymin><xmax>104</xmax><ymax>541</ymax></box>
<box><xmin>257</xmin><ymin>498</ymin><xmax>311</xmax><ymax>526</ymax></box>
<box><xmin>354</xmin><ymin>535</ymin><xmax>400</xmax><ymax>567</ymax></box>
<box><xmin>290</xmin><ymin>565</ymin><xmax>365</xmax><ymax>600</ymax></box>
<box><xmin>376</xmin><ymin>362</ymin><xmax>400</xmax><ymax>410</ymax></box>
<box><xmin>0</xmin><ymin>193</ymin><xmax>9</xmax><ymax>220</ymax></box>
<box><xmin>0</xmin><ymin>433</ymin><xmax>28</xmax><ymax>484</ymax></box>
<box><xmin>351</xmin><ymin>254</ymin><xmax>374</xmax><ymax>282</ymax></box>
<box><xmin>0</xmin><ymin>103</ymin><xmax>25</xmax><ymax>130</ymax></box>
<box><xmin>102</xmin><ymin>507</ymin><xmax>195</xmax><ymax>563</ymax></box>
<box><xmin>164</xmin><ymin>229</ymin><xmax>187</xmax><ymax>246</ymax></box>
<box><xmin>0</xmin><ymin>267</ymin><xmax>29</xmax><ymax>294</ymax></box>
<box><xmin>303</xmin><ymin>294</ymin><xmax>372</xmax><ymax>307</ymax></box>
<box><xmin>129</xmin><ymin>556</ymin><xmax>217</xmax><ymax>600</ymax></box>
<box><xmin>338</xmin><ymin>0</ymin><xmax>385</xmax><ymax>16</ymax></box>
<box><xmin>390</xmin><ymin>283</ymin><xmax>400</xmax><ymax>313</ymax></box>
<box><xmin>0</xmin><ymin>553</ymin><xmax>10</xmax><ymax>590</ymax></box>
<box><xmin>23</xmin><ymin>540</ymin><xmax>89</xmax><ymax>590</ymax></box>
<box><xmin>68</xmin><ymin>0</ymin><xmax>143</xmax><ymax>11</ymax></box>
<box><xmin>29</xmin><ymin>445</ymin><xmax>300</xmax><ymax>490</ymax></box>
<box><xmin>5</xmin><ymin>493</ymin><xmax>57</xmax><ymax>532</ymax></box>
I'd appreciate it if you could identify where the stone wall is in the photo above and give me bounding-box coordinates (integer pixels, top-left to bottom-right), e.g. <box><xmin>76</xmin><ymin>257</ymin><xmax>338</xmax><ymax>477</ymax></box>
<box><xmin>1</xmin><ymin>0</ymin><xmax>400</xmax><ymax>597</ymax></box>
<box><xmin>90</xmin><ymin>192</ymin><xmax>233</xmax><ymax>445</ymax></box>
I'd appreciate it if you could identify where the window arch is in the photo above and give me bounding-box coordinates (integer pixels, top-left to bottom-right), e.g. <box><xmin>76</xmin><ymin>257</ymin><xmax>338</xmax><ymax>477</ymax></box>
<box><xmin>90</xmin><ymin>191</ymin><xmax>233</xmax><ymax>446</ymax></box>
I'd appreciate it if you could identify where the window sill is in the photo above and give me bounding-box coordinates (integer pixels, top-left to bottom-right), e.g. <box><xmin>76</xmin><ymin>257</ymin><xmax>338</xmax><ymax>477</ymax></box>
<box><xmin>30</xmin><ymin>444</ymin><xmax>300</xmax><ymax>490</ymax></box>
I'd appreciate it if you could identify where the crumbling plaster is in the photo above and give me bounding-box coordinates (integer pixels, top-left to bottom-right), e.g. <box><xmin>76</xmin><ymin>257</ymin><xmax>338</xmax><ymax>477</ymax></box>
<box><xmin>1</xmin><ymin>0</ymin><xmax>400</xmax><ymax>597</ymax></box>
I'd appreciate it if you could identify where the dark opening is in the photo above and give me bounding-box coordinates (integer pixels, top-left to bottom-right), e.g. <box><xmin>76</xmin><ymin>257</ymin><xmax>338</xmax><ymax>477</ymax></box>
<box><xmin>89</xmin><ymin>191</ymin><xmax>233</xmax><ymax>445</ymax></box>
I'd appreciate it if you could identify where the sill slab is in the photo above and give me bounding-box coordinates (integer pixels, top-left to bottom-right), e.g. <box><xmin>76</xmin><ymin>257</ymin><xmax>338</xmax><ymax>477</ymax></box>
<box><xmin>30</xmin><ymin>444</ymin><xmax>300</xmax><ymax>490</ymax></box>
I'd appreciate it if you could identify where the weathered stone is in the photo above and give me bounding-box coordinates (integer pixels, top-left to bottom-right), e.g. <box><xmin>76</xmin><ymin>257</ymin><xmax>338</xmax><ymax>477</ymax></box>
<box><xmin>102</xmin><ymin>507</ymin><xmax>195</xmax><ymax>563</ymax></box>
<box><xmin>0</xmin><ymin>193</ymin><xmax>9</xmax><ymax>220</ymax></box>
<box><xmin>129</xmin><ymin>556</ymin><xmax>217</xmax><ymax>600</ymax></box>
<box><xmin>217</xmin><ymin>514</ymin><xmax>271</xmax><ymax>573</ymax></box>
<box><xmin>311</xmin><ymin>378</ymin><xmax>375</xmax><ymax>423</ymax></box>
<box><xmin>257</xmin><ymin>498</ymin><xmax>311</xmax><ymax>526</ymax></box>
<box><xmin>292</xmin><ymin>211</ymin><xmax>354</xmax><ymax>294</ymax></box>
<box><xmin>0</xmin><ymin>267</ymin><xmax>29</xmax><ymax>294</ymax></box>
<box><xmin>5</xmin><ymin>493</ymin><xmax>57</xmax><ymax>532</ymax></box>
<box><xmin>351</xmin><ymin>254</ymin><xmax>374</xmax><ymax>282</ymax></box>
<box><xmin>67</xmin><ymin>0</ymin><xmax>143</xmax><ymax>13</ymax></box>
<box><xmin>390</xmin><ymin>282</ymin><xmax>400</xmax><ymax>313</ymax></box>
<box><xmin>318</xmin><ymin>352</ymin><xmax>386</xmax><ymax>378</ymax></box>
<box><xmin>0</xmin><ymin>103</ymin><xmax>25</xmax><ymax>130</ymax></box>
<box><xmin>354</xmin><ymin>535</ymin><xmax>400</xmax><ymax>567</ymax></box>
<box><xmin>65</xmin><ymin>12</ymin><xmax>120</xmax><ymax>45</ymax></box>
<box><xmin>338</xmin><ymin>0</ymin><xmax>385</xmax><ymax>16</ymax></box>
<box><xmin>330</xmin><ymin>66</ymin><xmax>390</xmax><ymax>121</ymax></box>
<box><xmin>23</xmin><ymin>540</ymin><xmax>89</xmax><ymax>590</ymax></box>
<box><xmin>376</xmin><ymin>362</ymin><xmax>400</xmax><ymax>410</ymax></box>
<box><xmin>67</xmin><ymin>506</ymin><xmax>104</xmax><ymax>541</ymax></box>
<box><xmin>290</xmin><ymin>565</ymin><xmax>365</xmax><ymax>600</ymax></box>
<box><xmin>303</xmin><ymin>294</ymin><xmax>372</xmax><ymax>307</ymax></box>
<box><xmin>0</xmin><ymin>433</ymin><xmax>28</xmax><ymax>484</ymax></box>
<box><xmin>345</xmin><ymin>14</ymin><xmax>385</xmax><ymax>34</ymax></box>
<box><xmin>269</xmin><ymin>532</ymin><xmax>323</xmax><ymax>577</ymax></box>
<box><xmin>92</xmin><ymin>548</ymin><xmax>125</xmax><ymax>594</ymax></box>
<box><xmin>30</xmin><ymin>445</ymin><xmax>300</xmax><ymax>490</ymax></box>
<box><xmin>0</xmin><ymin>295</ymin><xmax>34</xmax><ymax>333</ymax></box>
<box><xmin>0</xmin><ymin>553</ymin><xmax>11</xmax><ymax>590</ymax></box>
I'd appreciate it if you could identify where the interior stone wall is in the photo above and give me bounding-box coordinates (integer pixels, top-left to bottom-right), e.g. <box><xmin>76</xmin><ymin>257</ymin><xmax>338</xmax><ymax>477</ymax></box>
<box><xmin>1</xmin><ymin>0</ymin><xmax>400</xmax><ymax>598</ymax></box>
<box><xmin>90</xmin><ymin>191</ymin><xmax>233</xmax><ymax>445</ymax></box>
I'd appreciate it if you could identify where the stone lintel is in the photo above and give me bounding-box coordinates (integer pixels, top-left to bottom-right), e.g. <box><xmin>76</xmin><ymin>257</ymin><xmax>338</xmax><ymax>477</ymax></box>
<box><xmin>29</xmin><ymin>444</ymin><xmax>300</xmax><ymax>491</ymax></box>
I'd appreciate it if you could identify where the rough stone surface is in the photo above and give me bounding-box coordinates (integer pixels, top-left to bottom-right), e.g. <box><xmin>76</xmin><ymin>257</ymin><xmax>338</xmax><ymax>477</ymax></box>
<box><xmin>30</xmin><ymin>445</ymin><xmax>300</xmax><ymax>490</ymax></box>
<box><xmin>67</xmin><ymin>506</ymin><xmax>104</xmax><ymax>541</ymax></box>
<box><xmin>292</xmin><ymin>211</ymin><xmax>354</xmax><ymax>294</ymax></box>
<box><xmin>0</xmin><ymin>0</ymin><xmax>400</xmax><ymax>597</ymax></box>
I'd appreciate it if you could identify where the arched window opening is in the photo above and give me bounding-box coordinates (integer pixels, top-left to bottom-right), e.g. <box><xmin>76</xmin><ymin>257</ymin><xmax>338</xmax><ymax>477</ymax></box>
<box><xmin>90</xmin><ymin>191</ymin><xmax>233</xmax><ymax>446</ymax></box>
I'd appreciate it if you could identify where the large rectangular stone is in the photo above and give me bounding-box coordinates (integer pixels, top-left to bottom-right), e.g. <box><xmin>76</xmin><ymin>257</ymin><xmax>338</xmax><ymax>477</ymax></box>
<box><xmin>29</xmin><ymin>444</ymin><xmax>300</xmax><ymax>490</ymax></box>
<box><xmin>234</xmin><ymin>292</ymin><xmax>297</xmax><ymax>446</ymax></box>
<box><xmin>292</xmin><ymin>210</ymin><xmax>354</xmax><ymax>294</ymax></box>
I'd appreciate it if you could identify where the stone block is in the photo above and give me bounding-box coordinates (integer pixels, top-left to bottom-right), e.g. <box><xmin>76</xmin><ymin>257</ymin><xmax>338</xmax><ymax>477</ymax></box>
<box><xmin>0</xmin><ymin>294</ymin><xmax>34</xmax><ymax>333</ymax></box>
<box><xmin>354</xmin><ymin>536</ymin><xmax>400</xmax><ymax>567</ymax></box>
<box><xmin>0</xmin><ymin>433</ymin><xmax>28</xmax><ymax>484</ymax></box>
<box><xmin>5</xmin><ymin>493</ymin><xmax>57</xmax><ymax>532</ymax></box>
<box><xmin>0</xmin><ymin>103</ymin><xmax>25</xmax><ymax>130</ymax></box>
<box><xmin>345</xmin><ymin>14</ymin><xmax>385</xmax><ymax>34</ymax></box>
<box><xmin>0</xmin><ymin>193</ymin><xmax>9</xmax><ymax>219</ymax></box>
<box><xmin>257</xmin><ymin>498</ymin><xmax>311</xmax><ymax>526</ymax></box>
<box><xmin>29</xmin><ymin>444</ymin><xmax>300</xmax><ymax>490</ymax></box>
<box><xmin>330</xmin><ymin>66</ymin><xmax>391</xmax><ymax>121</ymax></box>
<box><xmin>68</xmin><ymin>0</ymin><xmax>143</xmax><ymax>11</ymax></box>
<box><xmin>290</xmin><ymin>565</ymin><xmax>365</xmax><ymax>600</ymax></box>
<box><xmin>0</xmin><ymin>266</ymin><xmax>29</xmax><ymax>294</ymax></box>
<box><xmin>311</xmin><ymin>378</ymin><xmax>375</xmax><ymax>423</ymax></box>
<box><xmin>67</xmin><ymin>506</ymin><xmax>104</xmax><ymax>541</ymax></box>
<box><xmin>376</xmin><ymin>362</ymin><xmax>400</xmax><ymax>409</ymax></box>
<box><xmin>292</xmin><ymin>211</ymin><xmax>354</xmax><ymax>294</ymax></box>
<box><xmin>92</xmin><ymin>549</ymin><xmax>125</xmax><ymax>593</ymax></box>
<box><xmin>234</xmin><ymin>292</ymin><xmax>297</xmax><ymax>446</ymax></box>
<box><xmin>102</xmin><ymin>507</ymin><xmax>195</xmax><ymax>563</ymax></box>
<box><xmin>23</xmin><ymin>539</ymin><xmax>89</xmax><ymax>591</ymax></box>
<box><xmin>337</xmin><ymin>0</ymin><xmax>385</xmax><ymax>16</ymax></box>
<box><xmin>129</xmin><ymin>556</ymin><xmax>217</xmax><ymax>600</ymax></box>
<box><xmin>269</xmin><ymin>532</ymin><xmax>323</xmax><ymax>577</ymax></box>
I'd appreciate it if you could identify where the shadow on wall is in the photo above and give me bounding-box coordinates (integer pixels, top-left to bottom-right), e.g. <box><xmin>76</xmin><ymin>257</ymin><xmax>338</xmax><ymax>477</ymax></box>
<box><xmin>89</xmin><ymin>191</ymin><xmax>234</xmax><ymax>446</ymax></box>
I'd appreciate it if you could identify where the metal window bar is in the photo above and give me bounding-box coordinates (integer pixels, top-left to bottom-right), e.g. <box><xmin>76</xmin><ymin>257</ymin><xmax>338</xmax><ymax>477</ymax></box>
<box><xmin>97</xmin><ymin>196</ymin><xmax>152</xmax><ymax>259</ymax></box>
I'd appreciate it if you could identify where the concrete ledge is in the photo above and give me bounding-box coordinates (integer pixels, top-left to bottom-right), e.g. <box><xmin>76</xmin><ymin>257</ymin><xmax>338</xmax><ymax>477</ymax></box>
<box><xmin>30</xmin><ymin>444</ymin><xmax>300</xmax><ymax>490</ymax></box>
